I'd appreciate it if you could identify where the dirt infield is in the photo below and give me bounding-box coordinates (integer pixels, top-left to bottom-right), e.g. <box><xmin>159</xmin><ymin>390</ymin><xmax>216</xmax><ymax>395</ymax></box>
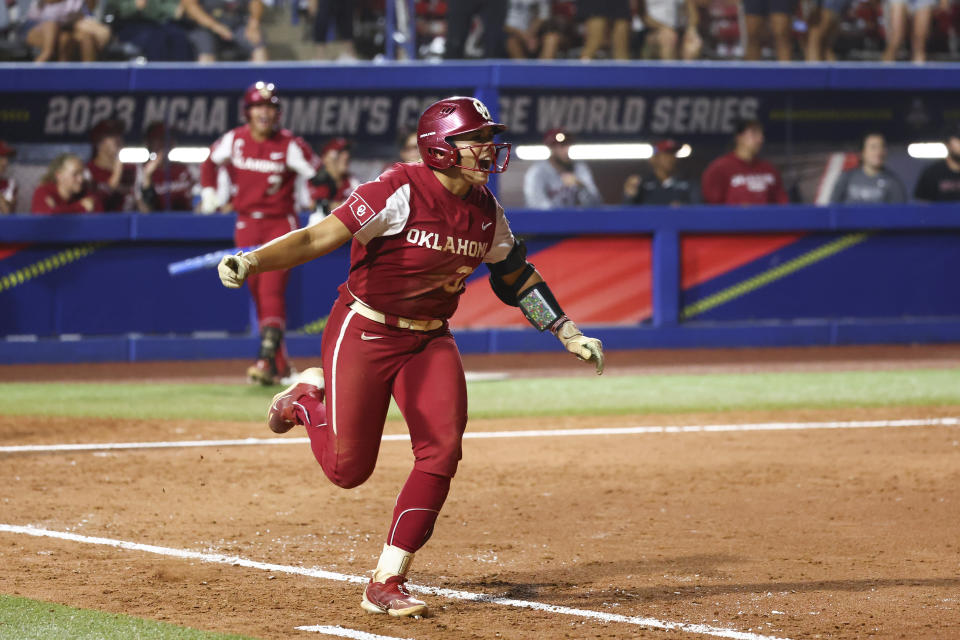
<box><xmin>2</xmin><ymin>346</ymin><xmax>959</xmax><ymax>640</ymax></box>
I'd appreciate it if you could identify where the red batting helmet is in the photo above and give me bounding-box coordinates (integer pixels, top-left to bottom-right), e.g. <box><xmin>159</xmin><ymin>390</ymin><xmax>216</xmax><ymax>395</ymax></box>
<box><xmin>243</xmin><ymin>81</ymin><xmax>280</xmax><ymax>110</ymax></box>
<box><xmin>417</xmin><ymin>96</ymin><xmax>510</xmax><ymax>173</ymax></box>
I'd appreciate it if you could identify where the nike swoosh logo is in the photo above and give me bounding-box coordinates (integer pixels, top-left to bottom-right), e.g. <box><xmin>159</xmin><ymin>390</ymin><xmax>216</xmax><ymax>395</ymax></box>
<box><xmin>361</xmin><ymin>332</ymin><xmax>385</xmax><ymax>341</ymax></box>
<box><xmin>270</xmin><ymin>152</ymin><xmax>284</xmax><ymax>159</ymax></box>
<box><xmin>482</xmin><ymin>221</ymin><xmax>493</xmax><ymax>230</ymax></box>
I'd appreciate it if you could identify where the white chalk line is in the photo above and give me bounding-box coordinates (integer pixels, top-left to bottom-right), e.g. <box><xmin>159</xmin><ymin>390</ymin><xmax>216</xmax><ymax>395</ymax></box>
<box><xmin>0</xmin><ymin>523</ymin><xmax>790</xmax><ymax>640</ymax></box>
<box><xmin>1</xmin><ymin>417</ymin><xmax>957</xmax><ymax>454</ymax></box>
<box><xmin>295</xmin><ymin>625</ymin><xmax>414</xmax><ymax>640</ymax></box>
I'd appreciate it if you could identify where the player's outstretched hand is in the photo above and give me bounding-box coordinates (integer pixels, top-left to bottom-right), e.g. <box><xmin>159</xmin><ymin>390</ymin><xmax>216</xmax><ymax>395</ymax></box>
<box><xmin>556</xmin><ymin>320</ymin><xmax>604</xmax><ymax>375</ymax></box>
<box><xmin>218</xmin><ymin>251</ymin><xmax>257</xmax><ymax>288</ymax></box>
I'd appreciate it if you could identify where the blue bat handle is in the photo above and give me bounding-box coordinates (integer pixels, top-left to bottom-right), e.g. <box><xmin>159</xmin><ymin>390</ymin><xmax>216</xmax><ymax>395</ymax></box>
<box><xmin>167</xmin><ymin>246</ymin><xmax>257</xmax><ymax>276</ymax></box>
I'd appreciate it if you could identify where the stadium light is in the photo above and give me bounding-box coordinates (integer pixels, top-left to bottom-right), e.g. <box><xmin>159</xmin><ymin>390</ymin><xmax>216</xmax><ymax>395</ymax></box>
<box><xmin>677</xmin><ymin>144</ymin><xmax>692</xmax><ymax>158</ymax></box>
<box><xmin>169</xmin><ymin>147</ymin><xmax>210</xmax><ymax>163</ymax></box>
<box><xmin>516</xmin><ymin>143</ymin><xmax>660</xmax><ymax>161</ymax></box>
<box><xmin>569</xmin><ymin>143</ymin><xmax>653</xmax><ymax>160</ymax></box>
<box><xmin>515</xmin><ymin>145</ymin><xmax>551</xmax><ymax>161</ymax></box>
<box><xmin>119</xmin><ymin>147</ymin><xmax>149</xmax><ymax>163</ymax></box>
<box><xmin>907</xmin><ymin>142</ymin><xmax>947</xmax><ymax>159</ymax></box>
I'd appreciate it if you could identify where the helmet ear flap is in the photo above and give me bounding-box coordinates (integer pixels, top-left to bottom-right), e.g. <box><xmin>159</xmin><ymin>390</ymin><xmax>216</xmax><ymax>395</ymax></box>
<box><xmin>427</xmin><ymin>144</ymin><xmax>458</xmax><ymax>170</ymax></box>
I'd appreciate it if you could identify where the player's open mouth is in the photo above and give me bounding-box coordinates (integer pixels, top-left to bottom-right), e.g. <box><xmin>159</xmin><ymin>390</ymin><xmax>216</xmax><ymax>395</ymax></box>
<box><xmin>478</xmin><ymin>158</ymin><xmax>492</xmax><ymax>171</ymax></box>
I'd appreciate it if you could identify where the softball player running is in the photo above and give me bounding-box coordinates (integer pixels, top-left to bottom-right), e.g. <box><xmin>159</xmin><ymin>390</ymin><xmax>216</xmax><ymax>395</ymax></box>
<box><xmin>202</xmin><ymin>81</ymin><xmax>319</xmax><ymax>385</ymax></box>
<box><xmin>217</xmin><ymin>96</ymin><xmax>604</xmax><ymax>617</ymax></box>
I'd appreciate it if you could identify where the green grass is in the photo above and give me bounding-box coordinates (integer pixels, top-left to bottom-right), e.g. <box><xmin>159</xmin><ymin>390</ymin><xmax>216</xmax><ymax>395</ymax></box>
<box><xmin>0</xmin><ymin>594</ymin><xmax>256</xmax><ymax>640</ymax></box>
<box><xmin>1</xmin><ymin>368</ymin><xmax>959</xmax><ymax>422</ymax></box>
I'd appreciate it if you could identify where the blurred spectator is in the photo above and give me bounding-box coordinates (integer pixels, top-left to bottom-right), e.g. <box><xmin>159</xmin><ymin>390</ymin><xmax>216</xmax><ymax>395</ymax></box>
<box><xmin>504</xmin><ymin>0</ymin><xmax>563</xmax><ymax>58</ymax></box>
<box><xmin>307</xmin><ymin>137</ymin><xmax>357</xmax><ymax>214</ymax></box>
<box><xmin>914</xmin><ymin>124</ymin><xmax>960</xmax><ymax>201</ymax></box>
<box><xmin>31</xmin><ymin>153</ymin><xmax>101</xmax><ymax>214</ymax></box>
<box><xmin>829</xmin><ymin>132</ymin><xmax>906</xmax><ymax>204</ymax></box>
<box><xmin>623</xmin><ymin>139</ymin><xmax>700</xmax><ymax>205</ymax></box>
<box><xmin>524</xmin><ymin>128</ymin><xmax>603</xmax><ymax>208</ymax></box>
<box><xmin>444</xmin><ymin>0</ymin><xmax>508</xmax><ymax>59</ymax></box>
<box><xmin>640</xmin><ymin>0</ymin><xmax>703</xmax><ymax>59</ymax></box>
<box><xmin>0</xmin><ymin>140</ymin><xmax>17</xmax><ymax>214</ymax></box>
<box><xmin>805</xmin><ymin>0</ymin><xmax>851</xmax><ymax>60</ymax></box>
<box><xmin>882</xmin><ymin>0</ymin><xmax>944</xmax><ymax>62</ymax></box>
<box><xmin>136</xmin><ymin>121</ymin><xmax>196</xmax><ymax>212</ymax></box>
<box><xmin>86</xmin><ymin>118</ymin><xmax>137</xmax><ymax>212</ymax></box>
<box><xmin>397</xmin><ymin>129</ymin><xmax>421</xmax><ymax>163</ymax></box>
<box><xmin>182</xmin><ymin>0</ymin><xmax>267</xmax><ymax>62</ymax></box>
<box><xmin>23</xmin><ymin>0</ymin><xmax>111</xmax><ymax>61</ymax></box>
<box><xmin>743</xmin><ymin>0</ymin><xmax>795</xmax><ymax>60</ymax></box>
<box><xmin>701</xmin><ymin>119</ymin><xmax>789</xmax><ymax>205</ymax></box>
<box><xmin>578</xmin><ymin>0</ymin><xmax>631</xmax><ymax>60</ymax></box>
<box><xmin>310</xmin><ymin>0</ymin><xmax>356</xmax><ymax>60</ymax></box>
<box><xmin>105</xmin><ymin>0</ymin><xmax>193</xmax><ymax>61</ymax></box>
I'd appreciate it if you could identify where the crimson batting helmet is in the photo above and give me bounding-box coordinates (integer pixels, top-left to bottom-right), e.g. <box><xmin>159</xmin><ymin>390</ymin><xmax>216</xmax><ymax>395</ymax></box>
<box><xmin>417</xmin><ymin>96</ymin><xmax>510</xmax><ymax>174</ymax></box>
<box><xmin>243</xmin><ymin>81</ymin><xmax>280</xmax><ymax>110</ymax></box>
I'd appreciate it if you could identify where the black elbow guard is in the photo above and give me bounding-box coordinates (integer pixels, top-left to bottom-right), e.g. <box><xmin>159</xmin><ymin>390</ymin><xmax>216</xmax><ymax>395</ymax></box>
<box><xmin>487</xmin><ymin>238</ymin><xmax>532</xmax><ymax>306</ymax></box>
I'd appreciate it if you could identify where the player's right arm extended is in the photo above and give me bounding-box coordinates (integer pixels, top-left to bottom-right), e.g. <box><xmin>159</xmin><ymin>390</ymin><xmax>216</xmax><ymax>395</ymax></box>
<box><xmin>217</xmin><ymin>214</ymin><xmax>352</xmax><ymax>288</ymax></box>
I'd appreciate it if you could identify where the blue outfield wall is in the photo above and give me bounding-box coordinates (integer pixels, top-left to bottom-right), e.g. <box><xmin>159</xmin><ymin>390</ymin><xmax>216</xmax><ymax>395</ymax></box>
<box><xmin>1</xmin><ymin>204</ymin><xmax>958</xmax><ymax>364</ymax></box>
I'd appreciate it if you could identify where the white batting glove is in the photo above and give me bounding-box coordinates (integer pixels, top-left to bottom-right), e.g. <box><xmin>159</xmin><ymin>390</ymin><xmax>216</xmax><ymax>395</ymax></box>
<box><xmin>555</xmin><ymin>319</ymin><xmax>604</xmax><ymax>375</ymax></box>
<box><xmin>217</xmin><ymin>251</ymin><xmax>259</xmax><ymax>289</ymax></box>
<box><xmin>199</xmin><ymin>187</ymin><xmax>220</xmax><ymax>214</ymax></box>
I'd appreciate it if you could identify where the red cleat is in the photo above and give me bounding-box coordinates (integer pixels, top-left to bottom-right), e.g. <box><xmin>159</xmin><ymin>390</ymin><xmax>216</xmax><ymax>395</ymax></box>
<box><xmin>360</xmin><ymin>576</ymin><xmax>427</xmax><ymax>617</ymax></box>
<box><xmin>247</xmin><ymin>358</ymin><xmax>276</xmax><ymax>386</ymax></box>
<box><xmin>266</xmin><ymin>368</ymin><xmax>324</xmax><ymax>434</ymax></box>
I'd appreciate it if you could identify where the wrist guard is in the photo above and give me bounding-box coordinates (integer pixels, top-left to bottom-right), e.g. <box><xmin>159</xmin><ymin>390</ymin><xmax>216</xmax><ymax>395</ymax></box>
<box><xmin>518</xmin><ymin>282</ymin><xmax>566</xmax><ymax>332</ymax></box>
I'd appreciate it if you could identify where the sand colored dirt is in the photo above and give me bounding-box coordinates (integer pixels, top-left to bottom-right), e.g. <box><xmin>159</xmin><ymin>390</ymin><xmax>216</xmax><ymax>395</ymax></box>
<box><xmin>1</xmin><ymin>346</ymin><xmax>959</xmax><ymax>640</ymax></box>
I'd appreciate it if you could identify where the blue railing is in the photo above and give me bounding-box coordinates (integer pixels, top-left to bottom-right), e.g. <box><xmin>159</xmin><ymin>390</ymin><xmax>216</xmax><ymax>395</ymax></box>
<box><xmin>2</xmin><ymin>204</ymin><xmax>958</xmax><ymax>365</ymax></box>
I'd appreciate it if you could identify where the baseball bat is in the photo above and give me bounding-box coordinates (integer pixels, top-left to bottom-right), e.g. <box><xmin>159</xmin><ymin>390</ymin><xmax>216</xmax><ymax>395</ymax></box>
<box><xmin>167</xmin><ymin>246</ymin><xmax>258</xmax><ymax>276</ymax></box>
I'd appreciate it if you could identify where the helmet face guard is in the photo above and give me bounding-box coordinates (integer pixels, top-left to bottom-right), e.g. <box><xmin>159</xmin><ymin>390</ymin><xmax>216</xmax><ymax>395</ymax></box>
<box><xmin>451</xmin><ymin>141</ymin><xmax>512</xmax><ymax>174</ymax></box>
<box><xmin>417</xmin><ymin>96</ymin><xmax>510</xmax><ymax>174</ymax></box>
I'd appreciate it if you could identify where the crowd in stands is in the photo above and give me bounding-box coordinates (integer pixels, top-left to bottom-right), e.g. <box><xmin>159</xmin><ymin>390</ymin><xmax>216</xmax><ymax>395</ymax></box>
<box><xmin>2</xmin><ymin>0</ymin><xmax>960</xmax><ymax>63</ymax></box>
<box><xmin>2</xmin><ymin>115</ymin><xmax>959</xmax><ymax>215</ymax></box>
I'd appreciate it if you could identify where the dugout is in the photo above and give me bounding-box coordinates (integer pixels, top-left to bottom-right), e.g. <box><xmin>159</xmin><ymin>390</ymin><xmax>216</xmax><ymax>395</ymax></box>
<box><xmin>0</xmin><ymin>62</ymin><xmax>958</xmax><ymax>363</ymax></box>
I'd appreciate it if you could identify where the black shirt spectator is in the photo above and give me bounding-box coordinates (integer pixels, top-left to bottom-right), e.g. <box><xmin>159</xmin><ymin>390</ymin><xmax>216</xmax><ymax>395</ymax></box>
<box><xmin>914</xmin><ymin>125</ymin><xmax>960</xmax><ymax>202</ymax></box>
<box><xmin>914</xmin><ymin>163</ymin><xmax>960</xmax><ymax>201</ymax></box>
<box><xmin>623</xmin><ymin>139</ymin><xmax>700</xmax><ymax>206</ymax></box>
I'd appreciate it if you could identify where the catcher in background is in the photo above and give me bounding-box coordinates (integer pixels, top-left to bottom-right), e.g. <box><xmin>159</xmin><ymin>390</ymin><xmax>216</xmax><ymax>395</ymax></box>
<box><xmin>201</xmin><ymin>81</ymin><xmax>320</xmax><ymax>386</ymax></box>
<box><xmin>217</xmin><ymin>96</ymin><xmax>604</xmax><ymax>618</ymax></box>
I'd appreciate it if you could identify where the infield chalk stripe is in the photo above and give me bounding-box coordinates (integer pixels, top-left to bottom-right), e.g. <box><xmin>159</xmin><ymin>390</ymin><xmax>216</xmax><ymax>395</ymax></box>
<box><xmin>1</xmin><ymin>417</ymin><xmax>956</xmax><ymax>454</ymax></box>
<box><xmin>0</xmin><ymin>524</ymin><xmax>790</xmax><ymax>640</ymax></box>
<box><xmin>295</xmin><ymin>626</ymin><xmax>414</xmax><ymax>640</ymax></box>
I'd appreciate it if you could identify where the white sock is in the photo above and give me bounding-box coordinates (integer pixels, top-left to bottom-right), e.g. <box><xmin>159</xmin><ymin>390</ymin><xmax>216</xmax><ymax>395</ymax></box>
<box><xmin>372</xmin><ymin>543</ymin><xmax>414</xmax><ymax>583</ymax></box>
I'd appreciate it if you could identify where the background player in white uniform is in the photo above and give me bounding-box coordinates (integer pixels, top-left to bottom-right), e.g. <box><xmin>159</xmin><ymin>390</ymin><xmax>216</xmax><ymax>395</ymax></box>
<box><xmin>201</xmin><ymin>82</ymin><xmax>319</xmax><ymax>385</ymax></box>
<box><xmin>217</xmin><ymin>96</ymin><xmax>603</xmax><ymax>618</ymax></box>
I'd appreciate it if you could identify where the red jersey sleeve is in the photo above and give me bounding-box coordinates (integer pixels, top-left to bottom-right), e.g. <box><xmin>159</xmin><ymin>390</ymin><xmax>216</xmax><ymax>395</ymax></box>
<box><xmin>30</xmin><ymin>184</ymin><xmax>52</xmax><ymax>214</ymax></box>
<box><xmin>201</xmin><ymin>130</ymin><xmax>234</xmax><ymax>189</ymax></box>
<box><xmin>331</xmin><ymin>166</ymin><xmax>409</xmax><ymax>236</ymax></box>
<box><xmin>769</xmin><ymin>165</ymin><xmax>789</xmax><ymax>204</ymax></box>
<box><xmin>700</xmin><ymin>157</ymin><xmax>728</xmax><ymax>205</ymax></box>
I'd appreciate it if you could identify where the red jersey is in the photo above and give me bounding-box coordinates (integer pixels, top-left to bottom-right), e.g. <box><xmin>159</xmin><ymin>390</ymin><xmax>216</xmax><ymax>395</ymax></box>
<box><xmin>85</xmin><ymin>160</ymin><xmax>137</xmax><ymax>212</ymax></box>
<box><xmin>331</xmin><ymin>162</ymin><xmax>515</xmax><ymax>320</ymax></box>
<box><xmin>0</xmin><ymin>176</ymin><xmax>17</xmax><ymax>209</ymax></box>
<box><xmin>701</xmin><ymin>153</ymin><xmax>789</xmax><ymax>205</ymax></box>
<box><xmin>31</xmin><ymin>182</ymin><xmax>102</xmax><ymax>214</ymax></box>
<box><xmin>136</xmin><ymin>161</ymin><xmax>195</xmax><ymax>211</ymax></box>
<box><xmin>202</xmin><ymin>125</ymin><xmax>316</xmax><ymax>216</ymax></box>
